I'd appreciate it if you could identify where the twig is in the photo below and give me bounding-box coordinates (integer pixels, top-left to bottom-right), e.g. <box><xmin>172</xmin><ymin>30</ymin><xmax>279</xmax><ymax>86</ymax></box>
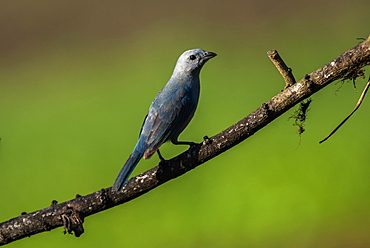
<box><xmin>267</xmin><ymin>49</ymin><xmax>296</xmax><ymax>88</ymax></box>
<box><xmin>319</xmin><ymin>77</ymin><xmax>370</xmax><ymax>143</ymax></box>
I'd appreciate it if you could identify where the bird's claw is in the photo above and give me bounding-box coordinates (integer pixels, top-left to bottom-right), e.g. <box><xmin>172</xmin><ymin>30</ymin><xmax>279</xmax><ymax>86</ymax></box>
<box><xmin>203</xmin><ymin>136</ymin><xmax>212</xmax><ymax>145</ymax></box>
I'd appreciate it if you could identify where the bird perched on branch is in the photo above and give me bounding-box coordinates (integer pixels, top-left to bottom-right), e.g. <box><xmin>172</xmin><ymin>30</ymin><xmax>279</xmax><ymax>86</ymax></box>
<box><xmin>113</xmin><ymin>49</ymin><xmax>217</xmax><ymax>191</ymax></box>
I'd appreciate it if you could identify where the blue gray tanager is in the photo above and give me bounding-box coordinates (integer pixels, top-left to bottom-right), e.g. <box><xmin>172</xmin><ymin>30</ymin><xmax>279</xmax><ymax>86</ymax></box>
<box><xmin>113</xmin><ymin>49</ymin><xmax>217</xmax><ymax>191</ymax></box>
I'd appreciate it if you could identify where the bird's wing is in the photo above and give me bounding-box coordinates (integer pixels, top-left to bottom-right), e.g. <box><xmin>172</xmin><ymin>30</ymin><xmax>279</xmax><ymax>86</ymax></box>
<box><xmin>141</xmin><ymin>85</ymin><xmax>194</xmax><ymax>159</ymax></box>
<box><xmin>138</xmin><ymin>113</ymin><xmax>148</xmax><ymax>138</ymax></box>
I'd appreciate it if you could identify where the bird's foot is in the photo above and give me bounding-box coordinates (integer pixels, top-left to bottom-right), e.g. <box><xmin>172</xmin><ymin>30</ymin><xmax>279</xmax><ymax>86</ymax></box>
<box><xmin>202</xmin><ymin>135</ymin><xmax>213</xmax><ymax>145</ymax></box>
<box><xmin>173</xmin><ymin>141</ymin><xmax>199</xmax><ymax>146</ymax></box>
<box><xmin>157</xmin><ymin>149</ymin><xmax>166</xmax><ymax>161</ymax></box>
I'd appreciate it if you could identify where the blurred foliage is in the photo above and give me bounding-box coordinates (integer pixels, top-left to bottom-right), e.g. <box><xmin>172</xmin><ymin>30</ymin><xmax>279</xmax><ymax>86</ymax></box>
<box><xmin>0</xmin><ymin>0</ymin><xmax>369</xmax><ymax>247</ymax></box>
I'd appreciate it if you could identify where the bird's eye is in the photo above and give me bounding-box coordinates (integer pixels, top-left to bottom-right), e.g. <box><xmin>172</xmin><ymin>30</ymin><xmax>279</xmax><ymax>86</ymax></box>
<box><xmin>189</xmin><ymin>55</ymin><xmax>196</xmax><ymax>60</ymax></box>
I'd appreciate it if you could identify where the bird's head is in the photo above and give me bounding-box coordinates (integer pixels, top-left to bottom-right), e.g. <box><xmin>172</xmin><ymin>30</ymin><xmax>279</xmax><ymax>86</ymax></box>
<box><xmin>173</xmin><ymin>49</ymin><xmax>217</xmax><ymax>76</ymax></box>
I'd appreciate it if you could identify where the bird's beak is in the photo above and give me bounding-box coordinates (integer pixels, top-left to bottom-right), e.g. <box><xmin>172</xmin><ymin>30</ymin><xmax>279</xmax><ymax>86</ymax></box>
<box><xmin>203</xmin><ymin>51</ymin><xmax>217</xmax><ymax>61</ymax></box>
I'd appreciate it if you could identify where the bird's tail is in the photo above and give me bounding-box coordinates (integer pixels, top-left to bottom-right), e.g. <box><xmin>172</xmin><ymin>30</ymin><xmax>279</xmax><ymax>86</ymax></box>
<box><xmin>113</xmin><ymin>143</ymin><xmax>145</xmax><ymax>191</ymax></box>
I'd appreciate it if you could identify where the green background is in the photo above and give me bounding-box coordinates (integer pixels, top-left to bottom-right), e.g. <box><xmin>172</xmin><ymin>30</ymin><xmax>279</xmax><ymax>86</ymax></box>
<box><xmin>0</xmin><ymin>1</ymin><xmax>369</xmax><ymax>247</ymax></box>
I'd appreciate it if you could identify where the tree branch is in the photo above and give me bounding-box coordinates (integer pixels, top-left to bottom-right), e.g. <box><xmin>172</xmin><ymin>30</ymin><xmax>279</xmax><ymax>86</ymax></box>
<box><xmin>1</xmin><ymin>36</ymin><xmax>370</xmax><ymax>245</ymax></box>
<box><xmin>319</xmin><ymin>77</ymin><xmax>370</xmax><ymax>143</ymax></box>
<box><xmin>267</xmin><ymin>49</ymin><xmax>296</xmax><ymax>88</ymax></box>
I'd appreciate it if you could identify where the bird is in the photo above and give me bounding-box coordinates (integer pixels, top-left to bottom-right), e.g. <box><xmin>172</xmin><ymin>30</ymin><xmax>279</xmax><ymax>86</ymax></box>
<box><xmin>113</xmin><ymin>49</ymin><xmax>217</xmax><ymax>191</ymax></box>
